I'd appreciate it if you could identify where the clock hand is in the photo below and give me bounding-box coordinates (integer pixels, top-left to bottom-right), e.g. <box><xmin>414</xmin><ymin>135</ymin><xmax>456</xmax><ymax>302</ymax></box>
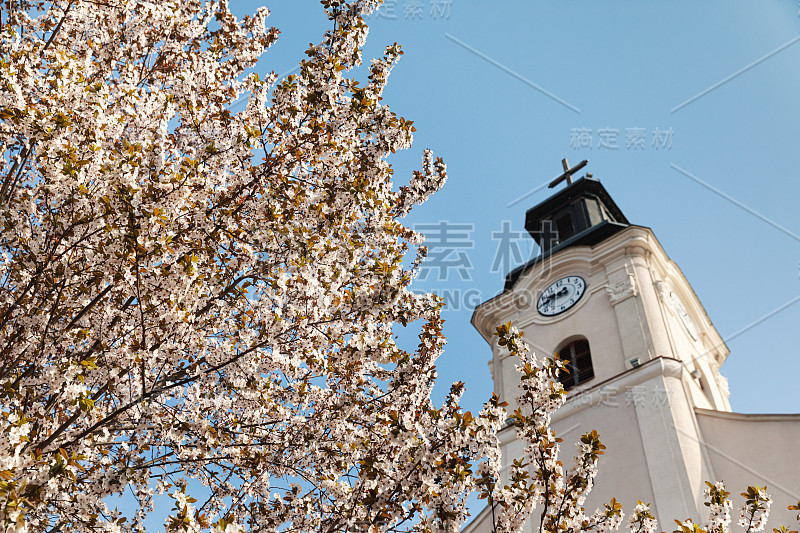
<box><xmin>542</xmin><ymin>288</ymin><xmax>568</xmax><ymax>305</ymax></box>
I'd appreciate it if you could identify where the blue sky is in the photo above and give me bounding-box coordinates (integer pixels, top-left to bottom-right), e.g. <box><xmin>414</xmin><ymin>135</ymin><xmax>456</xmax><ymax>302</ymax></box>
<box><xmin>234</xmin><ymin>0</ymin><xmax>800</xmax><ymax>417</ymax></box>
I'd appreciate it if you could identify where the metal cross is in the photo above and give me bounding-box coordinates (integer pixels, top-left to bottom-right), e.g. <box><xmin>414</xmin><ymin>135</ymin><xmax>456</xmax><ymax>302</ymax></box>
<box><xmin>548</xmin><ymin>158</ymin><xmax>588</xmax><ymax>189</ymax></box>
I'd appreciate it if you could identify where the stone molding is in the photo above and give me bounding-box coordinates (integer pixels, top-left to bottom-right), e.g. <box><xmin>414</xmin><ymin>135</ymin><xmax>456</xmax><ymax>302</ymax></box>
<box><xmin>605</xmin><ymin>272</ymin><xmax>638</xmax><ymax>305</ymax></box>
<box><xmin>654</xmin><ymin>280</ymin><xmax>670</xmax><ymax>302</ymax></box>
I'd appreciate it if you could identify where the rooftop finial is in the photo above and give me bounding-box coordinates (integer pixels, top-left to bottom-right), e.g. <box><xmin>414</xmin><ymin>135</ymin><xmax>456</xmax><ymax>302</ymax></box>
<box><xmin>548</xmin><ymin>158</ymin><xmax>588</xmax><ymax>189</ymax></box>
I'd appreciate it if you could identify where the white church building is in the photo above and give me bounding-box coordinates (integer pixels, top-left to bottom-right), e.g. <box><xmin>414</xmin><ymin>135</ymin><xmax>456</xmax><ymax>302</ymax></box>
<box><xmin>465</xmin><ymin>161</ymin><xmax>800</xmax><ymax>532</ymax></box>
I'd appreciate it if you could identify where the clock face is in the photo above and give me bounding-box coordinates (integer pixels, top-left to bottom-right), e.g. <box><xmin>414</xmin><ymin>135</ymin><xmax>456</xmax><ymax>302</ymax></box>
<box><xmin>670</xmin><ymin>292</ymin><xmax>698</xmax><ymax>340</ymax></box>
<box><xmin>537</xmin><ymin>276</ymin><xmax>586</xmax><ymax>316</ymax></box>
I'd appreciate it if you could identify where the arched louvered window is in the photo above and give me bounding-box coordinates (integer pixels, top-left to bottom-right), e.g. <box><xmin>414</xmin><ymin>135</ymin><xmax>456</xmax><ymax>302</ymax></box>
<box><xmin>556</xmin><ymin>338</ymin><xmax>594</xmax><ymax>390</ymax></box>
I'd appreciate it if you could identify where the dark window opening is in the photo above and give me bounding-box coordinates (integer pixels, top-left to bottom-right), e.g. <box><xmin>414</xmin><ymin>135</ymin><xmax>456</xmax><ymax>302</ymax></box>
<box><xmin>555</xmin><ymin>212</ymin><xmax>575</xmax><ymax>243</ymax></box>
<box><xmin>557</xmin><ymin>339</ymin><xmax>594</xmax><ymax>390</ymax></box>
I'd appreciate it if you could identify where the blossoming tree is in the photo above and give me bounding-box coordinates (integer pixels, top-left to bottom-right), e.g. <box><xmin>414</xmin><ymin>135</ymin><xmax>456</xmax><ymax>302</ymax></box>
<box><xmin>0</xmin><ymin>0</ymin><xmax>518</xmax><ymax>530</ymax></box>
<box><xmin>0</xmin><ymin>1</ymin><xmax>797</xmax><ymax>533</ymax></box>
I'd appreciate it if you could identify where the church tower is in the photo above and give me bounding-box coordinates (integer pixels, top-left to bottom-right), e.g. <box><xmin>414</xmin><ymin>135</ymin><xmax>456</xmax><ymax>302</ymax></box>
<box><xmin>465</xmin><ymin>161</ymin><xmax>800</xmax><ymax>532</ymax></box>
